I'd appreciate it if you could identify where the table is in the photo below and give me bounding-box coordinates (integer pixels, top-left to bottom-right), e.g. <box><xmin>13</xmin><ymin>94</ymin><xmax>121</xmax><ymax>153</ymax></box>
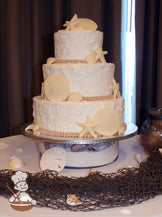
<box><xmin>0</xmin><ymin>135</ymin><xmax>161</xmax><ymax>217</ymax></box>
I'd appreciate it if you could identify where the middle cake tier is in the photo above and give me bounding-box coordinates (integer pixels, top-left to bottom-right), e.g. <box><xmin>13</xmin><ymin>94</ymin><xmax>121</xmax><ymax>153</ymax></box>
<box><xmin>43</xmin><ymin>63</ymin><xmax>114</xmax><ymax>97</ymax></box>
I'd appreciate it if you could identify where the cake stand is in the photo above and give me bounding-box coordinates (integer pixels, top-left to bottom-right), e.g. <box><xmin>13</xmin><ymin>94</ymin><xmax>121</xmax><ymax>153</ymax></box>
<box><xmin>22</xmin><ymin>123</ymin><xmax>138</xmax><ymax>168</ymax></box>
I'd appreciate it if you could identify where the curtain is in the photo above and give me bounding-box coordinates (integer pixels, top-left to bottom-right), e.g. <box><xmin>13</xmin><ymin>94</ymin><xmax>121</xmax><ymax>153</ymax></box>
<box><xmin>0</xmin><ymin>0</ymin><xmax>121</xmax><ymax>137</ymax></box>
<box><xmin>135</xmin><ymin>0</ymin><xmax>162</xmax><ymax>128</ymax></box>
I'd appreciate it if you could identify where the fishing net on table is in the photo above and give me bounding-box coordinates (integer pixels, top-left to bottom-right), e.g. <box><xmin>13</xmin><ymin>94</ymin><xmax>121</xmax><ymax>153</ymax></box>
<box><xmin>0</xmin><ymin>145</ymin><xmax>162</xmax><ymax>211</ymax></box>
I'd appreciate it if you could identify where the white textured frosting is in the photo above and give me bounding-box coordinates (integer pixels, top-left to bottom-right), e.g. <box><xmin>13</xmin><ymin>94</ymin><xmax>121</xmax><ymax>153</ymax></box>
<box><xmin>33</xmin><ymin>96</ymin><xmax>124</xmax><ymax>133</ymax></box>
<box><xmin>54</xmin><ymin>31</ymin><xmax>103</xmax><ymax>60</ymax></box>
<box><xmin>43</xmin><ymin>63</ymin><xmax>114</xmax><ymax>97</ymax></box>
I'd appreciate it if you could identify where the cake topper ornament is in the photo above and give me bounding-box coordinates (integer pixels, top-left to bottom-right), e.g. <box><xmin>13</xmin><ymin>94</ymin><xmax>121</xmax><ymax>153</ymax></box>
<box><xmin>77</xmin><ymin>115</ymin><xmax>98</xmax><ymax>138</ymax></box>
<box><xmin>63</xmin><ymin>14</ymin><xmax>80</xmax><ymax>31</ymax></box>
<box><xmin>63</xmin><ymin>14</ymin><xmax>97</xmax><ymax>31</ymax></box>
<box><xmin>7</xmin><ymin>171</ymin><xmax>36</xmax><ymax>211</ymax></box>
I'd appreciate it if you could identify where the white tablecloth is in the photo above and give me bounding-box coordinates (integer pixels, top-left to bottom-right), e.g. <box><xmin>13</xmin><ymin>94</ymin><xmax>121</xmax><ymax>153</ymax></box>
<box><xmin>0</xmin><ymin>135</ymin><xmax>161</xmax><ymax>217</ymax></box>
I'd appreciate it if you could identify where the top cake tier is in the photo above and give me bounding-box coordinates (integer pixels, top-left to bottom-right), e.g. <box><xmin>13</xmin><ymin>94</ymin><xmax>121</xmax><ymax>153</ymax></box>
<box><xmin>54</xmin><ymin>30</ymin><xmax>103</xmax><ymax>60</ymax></box>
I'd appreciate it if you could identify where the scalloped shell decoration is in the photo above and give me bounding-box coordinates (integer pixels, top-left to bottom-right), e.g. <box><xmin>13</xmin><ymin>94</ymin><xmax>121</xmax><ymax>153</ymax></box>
<box><xmin>118</xmin><ymin>122</ymin><xmax>127</xmax><ymax>135</ymax></box>
<box><xmin>46</xmin><ymin>57</ymin><xmax>55</xmax><ymax>64</ymax></box>
<box><xmin>8</xmin><ymin>156</ymin><xmax>24</xmax><ymax>169</ymax></box>
<box><xmin>85</xmin><ymin>54</ymin><xmax>96</xmax><ymax>64</ymax></box>
<box><xmin>74</xmin><ymin>18</ymin><xmax>97</xmax><ymax>30</ymax></box>
<box><xmin>63</xmin><ymin>14</ymin><xmax>97</xmax><ymax>31</ymax></box>
<box><xmin>67</xmin><ymin>91</ymin><xmax>82</xmax><ymax>102</ymax></box>
<box><xmin>66</xmin><ymin>194</ymin><xmax>82</xmax><ymax>206</ymax></box>
<box><xmin>93</xmin><ymin>107</ymin><xmax>121</xmax><ymax>136</ymax></box>
<box><xmin>44</xmin><ymin>73</ymin><xmax>71</xmax><ymax>102</ymax></box>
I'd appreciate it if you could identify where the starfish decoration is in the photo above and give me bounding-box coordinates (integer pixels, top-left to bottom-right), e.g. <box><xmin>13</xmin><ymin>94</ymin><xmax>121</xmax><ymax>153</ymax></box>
<box><xmin>90</xmin><ymin>46</ymin><xmax>108</xmax><ymax>63</ymax></box>
<box><xmin>77</xmin><ymin>115</ymin><xmax>98</xmax><ymax>138</ymax></box>
<box><xmin>63</xmin><ymin>14</ymin><xmax>80</xmax><ymax>31</ymax></box>
<box><xmin>25</xmin><ymin>123</ymin><xmax>40</xmax><ymax>136</ymax></box>
<box><xmin>110</xmin><ymin>78</ymin><xmax>121</xmax><ymax>98</ymax></box>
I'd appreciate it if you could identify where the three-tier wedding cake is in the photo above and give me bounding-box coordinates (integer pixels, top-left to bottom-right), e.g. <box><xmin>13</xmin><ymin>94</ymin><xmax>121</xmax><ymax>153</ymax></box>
<box><xmin>26</xmin><ymin>14</ymin><xmax>126</xmax><ymax>139</ymax></box>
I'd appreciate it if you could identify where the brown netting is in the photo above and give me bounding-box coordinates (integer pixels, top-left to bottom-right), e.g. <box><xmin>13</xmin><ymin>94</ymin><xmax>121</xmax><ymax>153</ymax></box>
<box><xmin>0</xmin><ymin>145</ymin><xmax>162</xmax><ymax>211</ymax></box>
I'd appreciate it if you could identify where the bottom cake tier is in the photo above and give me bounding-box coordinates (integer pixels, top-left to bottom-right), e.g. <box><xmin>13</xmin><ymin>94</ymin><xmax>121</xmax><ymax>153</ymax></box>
<box><xmin>32</xmin><ymin>96</ymin><xmax>125</xmax><ymax>137</ymax></box>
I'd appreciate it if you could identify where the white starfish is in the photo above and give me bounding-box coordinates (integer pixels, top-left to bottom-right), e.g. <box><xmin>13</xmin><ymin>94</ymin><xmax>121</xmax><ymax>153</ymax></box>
<box><xmin>63</xmin><ymin>14</ymin><xmax>80</xmax><ymax>31</ymax></box>
<box><xmin>110</xmin><ymin>78</ymin><xmax>121</xmax><ymax>98</ymax></box>
<box><xmin>77</xmin><ymin>115</ymin><xmax>98</xmax><ymax>138</ymax></box>
<box><xmin>90</xmin><ymin>46</ymin><xmax>108</xmax><ymax>63</ymax></box>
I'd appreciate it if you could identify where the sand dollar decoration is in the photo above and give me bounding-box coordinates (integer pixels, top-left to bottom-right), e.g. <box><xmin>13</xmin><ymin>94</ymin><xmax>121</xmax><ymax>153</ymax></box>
<box><xmin>44</xmin><ymin>73</ymin><xmax>70</xmax><ymax>101</ymax></box>
<box><xmin>93</xmin><ymin>107</ymin><xmax>121</xmax><ymax>136</ymax></box>
<box><xmin>40</xmin><ymin>147</ymin><xmax>67</xmax><ymax>172</ymax></box>
<box><xmin>63</xmin><ymin>14</ymin><xmax>97</xmax><ymax>31</ymax></box>
<box><xmin>67</xmin><ymin>91</ymin><xmax>82</xmax><ymax>102</ymax></box>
